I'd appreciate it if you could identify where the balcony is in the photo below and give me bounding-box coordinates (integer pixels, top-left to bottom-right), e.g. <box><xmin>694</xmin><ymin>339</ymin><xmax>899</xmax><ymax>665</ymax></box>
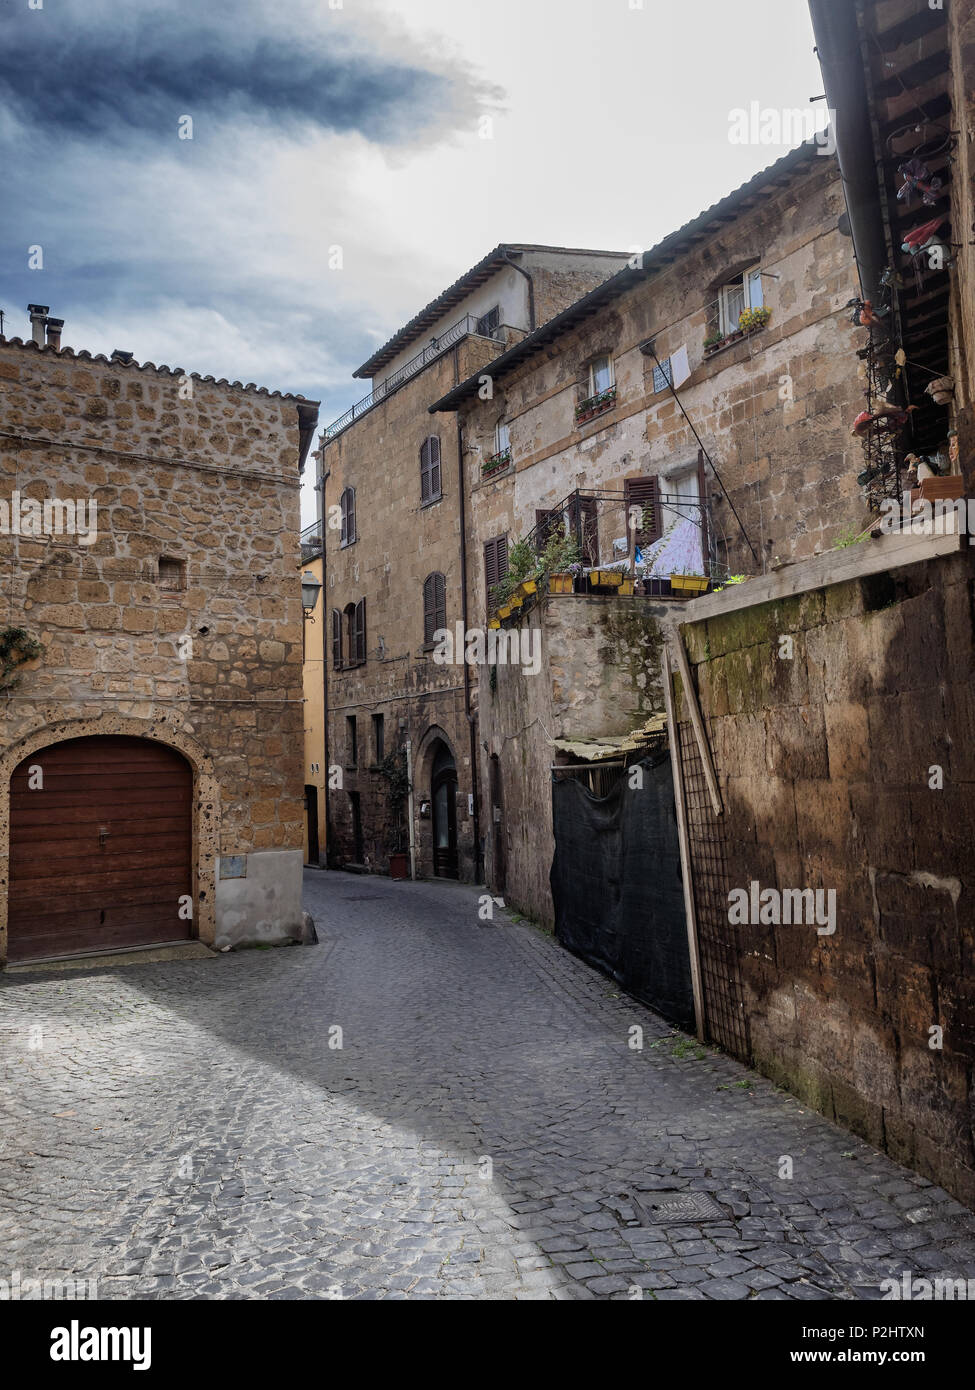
<box><xmin>489</xmin><ymin>488</ymin><xmax>720</xmax><ymax>623</ymax></box>
<box><xmin>300</xmin><ymin>519</ymin><xmax>323</xmax><ymax>559</ymax></box>
<box><xmin>324</xmin><ymin>313</ymin><xmax>503</xmax><ymax>441</ymax></box>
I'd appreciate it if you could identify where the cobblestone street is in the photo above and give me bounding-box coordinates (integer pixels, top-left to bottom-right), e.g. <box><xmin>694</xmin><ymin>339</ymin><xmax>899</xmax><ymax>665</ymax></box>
<box><xmin>2</xmin><ymin>869</ymin><xmax>975</xmax><ymax>1301</ymax></box>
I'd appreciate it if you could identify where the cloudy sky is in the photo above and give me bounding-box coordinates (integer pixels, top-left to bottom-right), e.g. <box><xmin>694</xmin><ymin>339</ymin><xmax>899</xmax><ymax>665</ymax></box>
<box><xmin>0</xmin><ymin>0</ymin><xmax>823</xmax><ymax>522</ymax></box>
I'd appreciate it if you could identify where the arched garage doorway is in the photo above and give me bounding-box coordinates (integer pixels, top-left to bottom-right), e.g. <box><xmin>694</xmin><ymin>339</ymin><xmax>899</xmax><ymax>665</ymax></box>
<box><xmin>7</xmin><ymin>736</ymin><xmax>193</xmax><ymax>963</ymax></box>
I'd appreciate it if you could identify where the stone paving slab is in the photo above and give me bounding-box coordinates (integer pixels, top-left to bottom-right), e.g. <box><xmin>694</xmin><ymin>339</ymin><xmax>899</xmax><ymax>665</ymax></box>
<box><xmin>1</xmin><ymin>870</ymin><xmax>973</xmax><ymax>1300</ymax></box>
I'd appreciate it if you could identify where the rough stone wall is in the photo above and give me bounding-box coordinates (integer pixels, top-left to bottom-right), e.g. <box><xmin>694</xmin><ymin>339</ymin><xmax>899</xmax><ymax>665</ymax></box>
<box><xmin>681</xmin><ymin>549</ymin><xmax>975</xmax><ymax>1205</ymax></box>
<box><xmin>0</xmin><ymin>339</ymin><xmax>311</xmax><ymax>954</ymax></box>
<box><xmin>479</xmin><ymin>594</ymin><xmax>666</xmax><ymax>925</ymax></box>
<box><xmin>459</xmin><ymin>156</ymin><xmax>865</xmax><ymax>578</ymax></box>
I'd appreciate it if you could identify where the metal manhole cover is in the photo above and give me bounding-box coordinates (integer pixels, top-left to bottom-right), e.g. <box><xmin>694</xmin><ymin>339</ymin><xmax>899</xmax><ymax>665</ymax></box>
<box><xmin>635</xmin><ymin>1191</ymin><xmax>726</xmax><ymax>1225</ymax></box>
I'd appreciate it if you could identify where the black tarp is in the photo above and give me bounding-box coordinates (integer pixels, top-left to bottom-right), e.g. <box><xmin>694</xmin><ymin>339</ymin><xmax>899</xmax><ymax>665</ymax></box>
<box><xmin>550</xmin><ymin>750</ymin><xmax>694</xmax><ymax>1029</ymax></box>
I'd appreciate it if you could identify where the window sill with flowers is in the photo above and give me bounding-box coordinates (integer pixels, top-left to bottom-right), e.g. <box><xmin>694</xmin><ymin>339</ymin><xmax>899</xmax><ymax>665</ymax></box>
<box><xmin>482</xmin><ymin>446</ymin><xmax>512</xmax><ymax>479</ymax></box>
<box><xmin>704</xmin><ymin>306</ymin><xmax>771</xmax><ymax>358</ymax></box>
<box><xmin>574</xmin><ymin>386</ymin><xmax>617</xmax><ymax>426</ymax></box>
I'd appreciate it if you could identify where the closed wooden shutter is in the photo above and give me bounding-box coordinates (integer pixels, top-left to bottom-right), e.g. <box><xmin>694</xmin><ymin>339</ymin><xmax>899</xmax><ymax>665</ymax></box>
<box><xmin>534</xmin><ymin>509</ymin><xmax>559</xmax><ymax>552</ymax></box>
<box><xmin>331</xmin><ymin>608</ymin><xmax>343</xmax><ymax>669</ymax></box>
<box><xmin>566</xmin><ymin>496</ymin><xmax>598</xmax><ymax>565</ymax></box>
<box><xmin>484</xmin><ymin>535</ymin><xmax>508</xmax><ymax>602</ymax></box>
<box><xmin>624</xmin><ymin>475</ymin><xmax>662</xmax><ymax>546</ymax></box>
<box><xmin>423</xmin><ymin>572</ymin><xmax>446</xmax><ymax>643</ymax></box>
<box><xmin>341</xmin><ymin>488</ymin><xmax>356</xmax><ymax>545</ymax></box>
<box><xmin>354</xmin><ymin>598</ymin><xmax>367</xmax><ymax>664</ymax></box>
<box><xmin>420</xmin><ymin>437</ymin><xmax>441</xmax><ymax>503</ymax></box>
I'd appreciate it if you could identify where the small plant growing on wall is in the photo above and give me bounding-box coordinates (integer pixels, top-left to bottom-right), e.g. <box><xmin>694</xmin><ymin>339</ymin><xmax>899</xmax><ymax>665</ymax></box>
<box><xmin>379</xmin><ymin>748</ymin><xmax>410</xmax><ymax>851</ymax></box>
<box><xmin>0</xmin><ymin>627</ymin><xmax>43</xmax><ymax>693</ymax></box>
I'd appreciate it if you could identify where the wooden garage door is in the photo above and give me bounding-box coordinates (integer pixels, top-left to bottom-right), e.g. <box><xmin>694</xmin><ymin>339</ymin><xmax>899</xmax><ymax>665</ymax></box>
<box><xmin>7</xmin><ymin>736</ymin><xmax>193</xmax><ymax>963</ymax></box>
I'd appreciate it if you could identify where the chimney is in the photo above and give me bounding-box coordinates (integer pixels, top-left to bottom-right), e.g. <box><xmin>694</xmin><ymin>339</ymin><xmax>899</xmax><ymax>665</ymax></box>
<box><xmin>111</xmin><ymin>349</ymin><xmax>134</xmax><ymax>364</ymax></box>
<box><xmin>27</xmin><ymin>303</ymin><xmax>49</xmax><ymax>347</ymax></box>
<box><xmin>45</xmin><ymin>317</ymin><xmax>64</xmax><ymax>351</ymax></box>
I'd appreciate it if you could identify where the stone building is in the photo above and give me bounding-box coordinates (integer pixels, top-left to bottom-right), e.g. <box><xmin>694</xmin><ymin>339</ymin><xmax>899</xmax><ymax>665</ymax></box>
<box><xmin>430</xmin><ymin>141</ymin><xmax>866</xmax><ymax>925</ymax></box>
<box><xmin>0</xmin><ymin>313</ymin><xmax>318</xmax><ymax>965</ymax></box>
<box><xmin>319</xmin><ymin>244</ymin><xmax>629</xmax><ymax>879</ymax></box>
<box><xmin>299</xmin><ymin>533</ymin><xmax>326</xmax><ymax>867</ymax></box>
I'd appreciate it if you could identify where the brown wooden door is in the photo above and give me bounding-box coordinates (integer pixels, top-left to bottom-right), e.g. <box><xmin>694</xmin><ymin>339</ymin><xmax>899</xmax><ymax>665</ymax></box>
<box><xmin>7</xmin><ymin>736</ymin><xmax>193</xmax><ymax>963</ymax></box>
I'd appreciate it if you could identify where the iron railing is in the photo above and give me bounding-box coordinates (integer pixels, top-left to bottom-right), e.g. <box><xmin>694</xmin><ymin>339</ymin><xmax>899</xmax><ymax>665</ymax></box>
<box><xmin>324</xmin><ymin>312</ymin><xmax>496</xmax><ymax>440</ymax></box>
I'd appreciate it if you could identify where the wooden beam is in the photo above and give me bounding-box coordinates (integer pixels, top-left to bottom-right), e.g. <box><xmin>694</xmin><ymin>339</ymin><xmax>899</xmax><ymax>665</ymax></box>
<box><xmin>666</xmin><ymin>627</ymin><xmax>723</xmax><ymax>819</ymax></box>
<box><xmin>662</xmin><ymin>646</ymin><xmax>705</xmax><ymax>1044</ymax></box>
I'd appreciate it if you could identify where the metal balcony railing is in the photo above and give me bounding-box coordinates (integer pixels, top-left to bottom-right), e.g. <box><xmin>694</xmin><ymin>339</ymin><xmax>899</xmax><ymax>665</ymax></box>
<box><xmin>324</xmin><ymin>312</ymin><xmax>495</xmax><ymax>440</ymax></box>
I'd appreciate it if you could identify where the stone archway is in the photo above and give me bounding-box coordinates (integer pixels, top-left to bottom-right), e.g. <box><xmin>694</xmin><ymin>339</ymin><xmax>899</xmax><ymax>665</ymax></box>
<box><xmin>414</xmin><ymin>725</ymin><xmax>460</xmax><ymax>880</ymax></box>
<box><xmin>0</xmin><ymin>714</ymin><xmax>219</xmax><ymax>964</ymax></box>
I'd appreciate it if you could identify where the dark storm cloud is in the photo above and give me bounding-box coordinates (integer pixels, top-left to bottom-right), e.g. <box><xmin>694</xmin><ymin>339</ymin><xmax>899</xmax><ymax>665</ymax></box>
<box><xmin>0</xmin><ymin>0</ymin><xmax>461</xmax><ymax>142</ymax></box>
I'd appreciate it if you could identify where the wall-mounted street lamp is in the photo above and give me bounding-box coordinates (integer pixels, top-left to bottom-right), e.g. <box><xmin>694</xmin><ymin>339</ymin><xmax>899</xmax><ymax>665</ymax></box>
<box><xmin>301</xmin><ymin>570</ymin><xmax>322</xmax><ymax>619</ymax></box>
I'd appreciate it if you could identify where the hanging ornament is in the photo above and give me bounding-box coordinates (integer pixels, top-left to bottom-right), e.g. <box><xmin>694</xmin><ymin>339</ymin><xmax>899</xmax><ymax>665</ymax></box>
<box><xmin>897</xmin><ymin>158</ymin><xmax>942</xmax><ymax>208</ymax></box>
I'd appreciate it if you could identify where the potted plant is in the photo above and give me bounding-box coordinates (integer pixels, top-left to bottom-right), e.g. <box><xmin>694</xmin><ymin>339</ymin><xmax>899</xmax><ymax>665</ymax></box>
<box><xmin>644</xmin><ymin>575</ymin><xmax>672</xmax><ymax>597</ymax></box>
<box><xmin>704</xmin><ymin>330</ymin><xmax>725</xmax><ymax>354</ymax></box>
<box><xmin>537</xmin><ymin>533</ymin><xmax>582</xmax><ymax>593</ymax></box>
<box><xmin>738</xmin><ymin>306</ymin><xmax>771</xmax><ymax>335</ymax></box>
<box><xmin>670</xmin><ymin>567</ymin><xmax>709</xmax><ymax>595</ymax></box>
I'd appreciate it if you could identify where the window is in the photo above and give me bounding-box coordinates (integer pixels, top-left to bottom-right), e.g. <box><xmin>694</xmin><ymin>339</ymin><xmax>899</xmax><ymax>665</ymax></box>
<box><xmin>484</xmin><ymin>534</ymin><xmax>508</xmax><ymax>605</ymax></box>
<box><xmin>423</xmin><ymin>572</ymin><xmax>447</xmax><ymax>644</ymax></box>
<box><xmin>372</xmin><ymin>713</ymin><xmax>385</xmax><ymax>763</ymax></box>
<box><xmin>495</xmin><ymin>420</ymin><xmax>510</xmax><ymax>456</ymax></box>
<box><xmin>588</xmin><ymin>355</ymin><xmax>614</xmax><ymax>397</ymax></box>
<box><xmin>420</xmin><ymin>436</ymin><xmax>442</xmax><ymax>504</ymax></box>
<box><xmin>718</xmin><ymin>266</ymin><xmax>764</xmax><ymax>336</ymax></box>
<box><xmin>346</xmin><ymin>716</ymin><xmax>358</xmax><ymax>768</ymax></box>
<box><xmin>158</xmin><ymin>556</ymin><xmax>185</xmax><ymax>591</ymax></box>
<box><xmin>477</xmin><ymin>305</ymin><xmax>502</xmax><ymax>339</ymax></box>
<box><xmin>624</xmin><ymin>475</ymin><xmax>663</xmax><ymax>547</ymax></box>
<box><xmin>340</xmin><ymin>487</ymin><xmax>356</xmax><ymax>547</ymax></box>
<box><xmin>331</xmin><ymin>608</ymin><xmax>343</xmax><ymax>670</ymax></box>
<box><xmin>344</xmin><ymin>599</ymin><xmax>366</xmax><ymax>667</ymax></box>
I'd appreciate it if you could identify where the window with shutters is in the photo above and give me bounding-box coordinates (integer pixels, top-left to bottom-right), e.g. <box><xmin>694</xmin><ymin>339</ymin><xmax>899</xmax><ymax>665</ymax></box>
<box><xmin>340</xmin><ymin>487</ymin><xmax>357</xmax><ymax>547</ymax></box>
<box><xmin>372</xmin><ymin>713</ymin><xmax>385</xmax><ymax>763</ymax></box>
<box><xmin>423</xmin><ymin>572</ymin><xmax>447</xmax><ymax>646</ymax></box>
<box><xmin>354</xmin><ymin>598</ymin><xmax>366</xmax><ymax>665</ymax></box>
<box><xmin>420</xmin><ymin>436</ymin><xmax>442</xmax><ymax>505</ymax></box>
<box><xmin>484</xmin><ymin>534</ymin><xmax>508</xmax><ymax>608</ymax></box>
<box><xmin>331</xmin><ymin>608</ymin><xmax>343</xmax><ymax>670</ymax></box>
<box><xmin>624</xmin><ymin>476</ymin><xmax>663</xmax><ymax>547</ymax></box>
<box><xmin>566</xmin><ymin>496</ymin><xmax>599</xmax><ymax>566</ymax></box>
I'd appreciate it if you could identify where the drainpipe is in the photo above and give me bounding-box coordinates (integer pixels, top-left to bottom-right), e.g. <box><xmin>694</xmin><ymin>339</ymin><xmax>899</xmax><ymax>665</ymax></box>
<box><xmin>457</xmin><ymin>417</ymin><xmax>483</xmax><ymax>881</ymax></box>
<box><xmin>405</xmin><ymin>737</ymin><xmax>417</xmax><ymax>880</ymax></box>
<box><xmin>807</xmin><ymin>0</ymin><xmax>887</xmax><ymax>303</ymax></box>
<box><xmin>318</xmin><ymin>449</ymin><xmax>332</xmax><ymax>867</ymax></box>
<box><xmin>499</xmin><ymin>250</ymin><xmax>535</xmax><ymax>332</ymax></box>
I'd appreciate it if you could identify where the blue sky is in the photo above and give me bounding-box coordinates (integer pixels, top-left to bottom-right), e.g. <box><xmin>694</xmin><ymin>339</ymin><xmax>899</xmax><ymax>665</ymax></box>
<box><xmin>0</xmin><ymin>0</ymin><xmax>824</xmax><ymax>522</ymax></box>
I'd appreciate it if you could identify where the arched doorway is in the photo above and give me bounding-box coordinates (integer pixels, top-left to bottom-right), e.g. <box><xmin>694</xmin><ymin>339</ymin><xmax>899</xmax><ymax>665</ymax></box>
<box><xmin>431</xmin><ymin>740</ymin><xmax>458</xmax><ymax>879</ymax></box>
<box><xmin>7</xmin><ymin>736</ymin><xmax>193</xmax><ymax>963</ymax></box>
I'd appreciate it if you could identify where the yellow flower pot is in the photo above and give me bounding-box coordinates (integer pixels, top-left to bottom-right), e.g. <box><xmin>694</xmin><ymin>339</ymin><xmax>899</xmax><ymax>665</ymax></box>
<box><xmin>497</xmin><ymin>604</ymin><xmax>512</xmax><ymax>619</ymax></box>
<box><xmin>670</xmin><ymin>573</ymin><xmax>709</xmax><ymax>594</ymax></box>
<box><xmin>488</xmin><ymin>618</ymin><xmax>501</xmax><ymax>630</ymax></box>
<box><xmin>591</xmin><ymin>569</ymin><xmax>624</xmax><ymax>586</ymax></box>
<box><xmin>518</xmin><ymin>578</ymin><xmax>538</xmax><ymax>597</ymax></box>
<box><xmin>619</xmin><ymin>579</ymin><xmax>635</xmax><ymax>595</ymax></box>
<box><xmin>548</xmin><ymin>574</ymin><xmax>574</xmax><ymax>594</ymax></box>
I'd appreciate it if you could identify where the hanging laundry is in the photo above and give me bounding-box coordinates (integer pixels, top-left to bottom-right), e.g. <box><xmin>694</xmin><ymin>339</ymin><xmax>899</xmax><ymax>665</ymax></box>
<box><xmin>902</xmin><ymin>214</ymin><xmax>947</xmax><ymax>253</ymax></box>
<box><xmin>897</xmin><ymin>158</ymin><xmax>942</xmax><ymax>208</ymax></box>
<box><xmin>850</xmin><ymin>405</ymin><xmax>918</xmax><ymax>438</ymax></box>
